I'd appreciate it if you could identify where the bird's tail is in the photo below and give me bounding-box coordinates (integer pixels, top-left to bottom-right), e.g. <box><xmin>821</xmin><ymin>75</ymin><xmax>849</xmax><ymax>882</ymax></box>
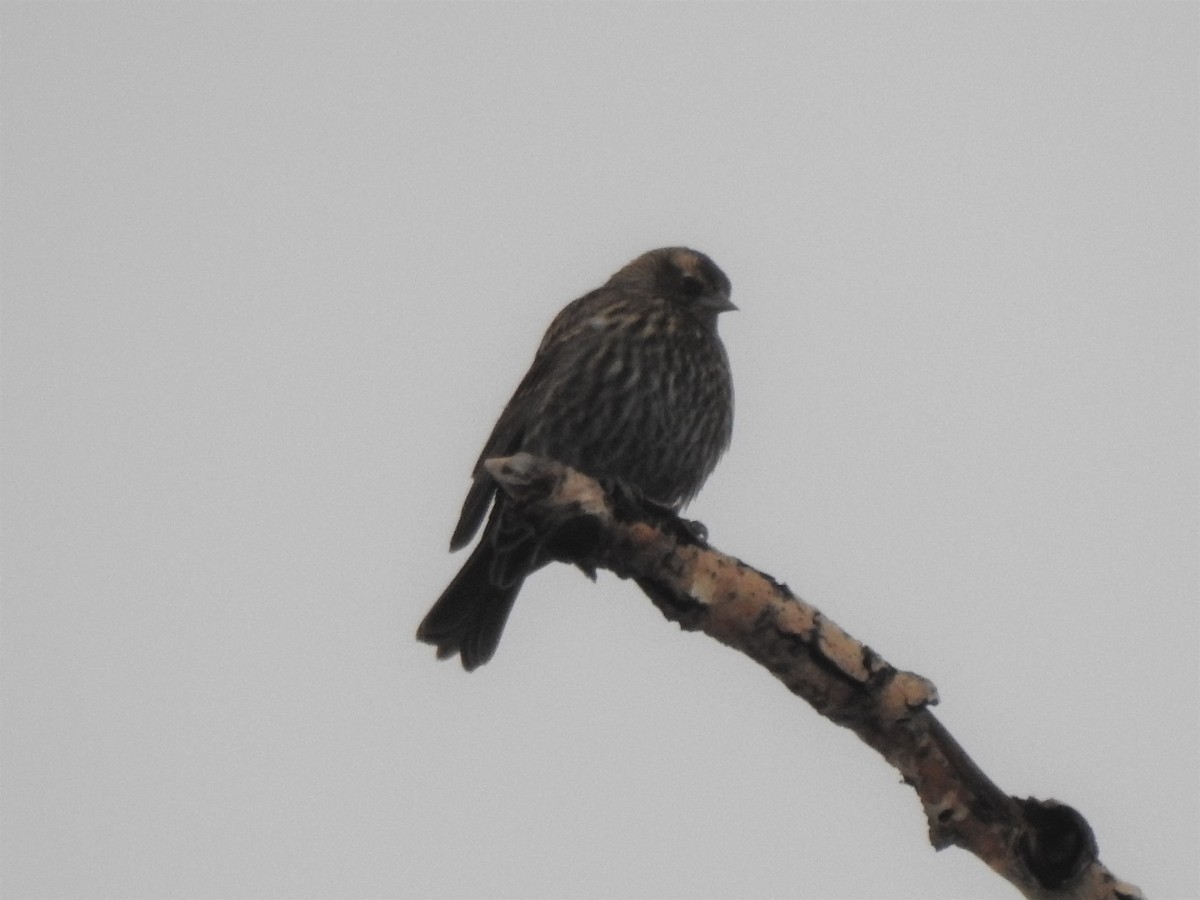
<box><xmin>417</xmin><ymin>528</ymin><xmax>531</xmax><ymax>671</ymax></box>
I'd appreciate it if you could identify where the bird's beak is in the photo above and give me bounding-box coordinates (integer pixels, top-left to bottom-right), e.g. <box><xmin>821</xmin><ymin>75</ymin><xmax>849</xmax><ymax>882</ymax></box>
<box><xmin>701</xmin><ymin>293</ymin><xmax>738</xmax><ymax>314</ymax></box>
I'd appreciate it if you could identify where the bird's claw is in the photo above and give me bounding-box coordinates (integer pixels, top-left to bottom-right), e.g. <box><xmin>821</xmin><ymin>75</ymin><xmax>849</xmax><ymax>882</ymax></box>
<box><xmin>680</xmin><ymin>518</ymin><xmax>709</xmax><ymax>544</ymax></box>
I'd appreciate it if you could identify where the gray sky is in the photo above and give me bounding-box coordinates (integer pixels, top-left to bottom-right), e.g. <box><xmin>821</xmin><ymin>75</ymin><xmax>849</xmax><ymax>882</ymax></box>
<box><xmin>2</xmin><ymin>4</ymin><xmax>1197</xmax><ymax>898</ymax></box>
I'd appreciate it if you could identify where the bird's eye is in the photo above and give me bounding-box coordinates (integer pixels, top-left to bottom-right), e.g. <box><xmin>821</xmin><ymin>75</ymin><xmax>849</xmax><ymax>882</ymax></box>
<box><xmin>679</xmin><ymin>274</ymin><xmax>705</xmax><ymax>298</ymax></box>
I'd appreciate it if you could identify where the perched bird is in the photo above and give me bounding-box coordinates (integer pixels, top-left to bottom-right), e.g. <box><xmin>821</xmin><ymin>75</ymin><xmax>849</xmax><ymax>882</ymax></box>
<box><xmin>417</xmin><ymin>247</ymin><xmax>736</xmax><ymax>670</ymax></box>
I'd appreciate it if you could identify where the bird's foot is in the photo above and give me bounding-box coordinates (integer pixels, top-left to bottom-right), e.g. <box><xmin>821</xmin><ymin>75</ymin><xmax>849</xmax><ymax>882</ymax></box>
<box><xmin>597</xmin><ymin>476</ymin><xmax>710</xmax><ymax>547</ymax></box>
<box><xmin>679</xmin><ymin>518</ymin><xmax>709</xmax><ymax>545</ymax></box>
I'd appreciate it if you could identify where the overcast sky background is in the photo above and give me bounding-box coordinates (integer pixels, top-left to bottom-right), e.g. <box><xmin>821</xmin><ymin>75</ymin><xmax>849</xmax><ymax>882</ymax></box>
<box><xmin>2</xmin><ymin>4</ymin><xmax>1197</xmax><ymax>899</ymax></box>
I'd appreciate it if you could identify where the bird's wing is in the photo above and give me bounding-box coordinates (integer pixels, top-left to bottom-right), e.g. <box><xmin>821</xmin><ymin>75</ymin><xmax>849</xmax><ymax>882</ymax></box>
<box><xmin>448</xmin><ymin>291</ymin><xmax>605</xmax><ymax>551</ymax></box>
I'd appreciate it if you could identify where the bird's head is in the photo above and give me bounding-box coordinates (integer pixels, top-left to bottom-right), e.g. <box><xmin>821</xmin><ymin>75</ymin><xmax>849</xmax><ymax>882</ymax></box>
<box><xmin>608</xmin><ymin>247</ymin><xmax>736</xmax><ymax>320</ymax></box>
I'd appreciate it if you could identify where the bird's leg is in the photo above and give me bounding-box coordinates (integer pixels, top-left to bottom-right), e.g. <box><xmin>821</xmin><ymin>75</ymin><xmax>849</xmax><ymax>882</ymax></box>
<box><xmin>597</xmin><ymin>476</ymin><xmax>711</xmax><ymax>547</ymax></box>
<box><xmin>596</xmin><ymin>475</ymin><xmax>651</xmax><ymax>519</ymax></box>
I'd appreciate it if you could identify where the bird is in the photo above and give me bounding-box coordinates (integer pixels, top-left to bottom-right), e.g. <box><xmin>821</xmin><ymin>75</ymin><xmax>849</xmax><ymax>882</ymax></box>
<box><xmin>417</xmin><ymin>247</ymin><xmax>736</xmax><ymax>670</ymax></box>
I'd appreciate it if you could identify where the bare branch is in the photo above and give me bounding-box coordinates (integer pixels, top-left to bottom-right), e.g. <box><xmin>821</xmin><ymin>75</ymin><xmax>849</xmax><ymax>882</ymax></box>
<box><xmin>483</xmin><ymin>453</ymin><xmax>1144</xmax><ymax>900</ymax></box>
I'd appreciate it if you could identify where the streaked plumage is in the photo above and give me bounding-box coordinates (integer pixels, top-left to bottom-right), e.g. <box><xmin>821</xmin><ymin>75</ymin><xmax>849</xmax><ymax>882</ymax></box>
<box><xmin>417</xmin><ymin>247</ymin><xmax>736</xmax><ymax>669</ymax></box>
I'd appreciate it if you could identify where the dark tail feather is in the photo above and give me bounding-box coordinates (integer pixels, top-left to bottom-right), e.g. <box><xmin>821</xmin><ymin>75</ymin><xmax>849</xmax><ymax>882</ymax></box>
<box><xmin>417</xmin><ymin>533</ymin><xmax>528</xmax><ymax>671</ymax></box>
<box><xmin>449</xmin><ymin>475</ymin><xmax>495</xmax><ymax>552</ymax></box>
